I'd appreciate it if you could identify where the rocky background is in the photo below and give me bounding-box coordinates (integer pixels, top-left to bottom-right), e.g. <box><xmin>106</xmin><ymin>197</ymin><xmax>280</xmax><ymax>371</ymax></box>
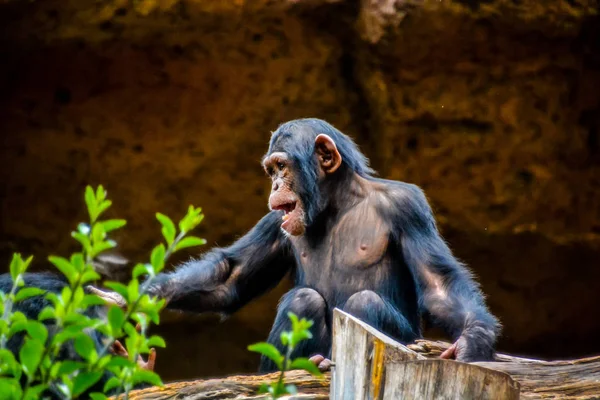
<box><xmin>1</xmin><ymin>0</ymin><xmax>599</xmax><ymax>382</ymax></box>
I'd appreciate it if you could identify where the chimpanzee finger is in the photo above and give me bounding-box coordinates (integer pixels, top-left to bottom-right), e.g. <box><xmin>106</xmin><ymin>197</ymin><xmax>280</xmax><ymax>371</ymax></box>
<box><xmin>112</xmin><ymin>340</ymin><xmax>128</xmax><ymax>357</ymax></box>
<box><xmin>309</xmin><ymin>354</ymin><xmax>325</xmax><ymax>366</ymax></box>
<box><xmin>318</xmin><ymin>358</ymin><xmax>332</xmax><ymax>372</ymax></box>
<box><xmin>86</xmin><ymin>286</ymin><xmax>127</xmax><ymax>308</ymax></box>
<box><xmin>145</xmin><ymin>348</ymin><xmax>156</xmax><ymax>371</ymax></box>
<box><xmin>440</xmin><ymin>342</ymin><xmax>457</xmax><ymax>359</ymax></box>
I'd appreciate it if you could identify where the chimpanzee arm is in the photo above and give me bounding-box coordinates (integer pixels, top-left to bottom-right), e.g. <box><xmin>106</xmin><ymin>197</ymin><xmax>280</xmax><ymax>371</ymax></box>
<box><xmin>146</xmin><ymin>211</ymin><xmax>294</xmax><ymax>315</ymax></box>
<box><xmin>392</xmin><ymin>185</ymin><xmax>500</xmax><ymax>362</ymax></box>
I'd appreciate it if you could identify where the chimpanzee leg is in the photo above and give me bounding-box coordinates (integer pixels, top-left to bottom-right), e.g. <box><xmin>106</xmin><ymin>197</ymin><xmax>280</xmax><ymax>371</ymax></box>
<box><xmin>342</xmin><ymin>290</ymin><xmax>418</xmax><ymax>344</ymax></box>
<box><xmin>259</xmin><ymin>287</ymin><xmax>330</xmax><ymax>372</ymax></box>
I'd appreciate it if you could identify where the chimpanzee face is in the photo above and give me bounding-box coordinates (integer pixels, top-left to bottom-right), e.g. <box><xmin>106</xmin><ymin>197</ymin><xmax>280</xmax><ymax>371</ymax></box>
<box><xmin>263</xmin><ymin>151</ymin><xmax>306</xmax><ymax>236</ymax></box>
<box><xmin>262</xmin><ymin>134</ymin><xmax>342</xmax><ymax>236</ymax></box>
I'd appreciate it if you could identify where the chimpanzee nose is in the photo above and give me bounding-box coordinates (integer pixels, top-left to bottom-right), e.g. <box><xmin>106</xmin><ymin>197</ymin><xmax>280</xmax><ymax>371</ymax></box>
<box><xmin>272</xmin><ymin>181</ymin><xmax>279</xmax><ymax>191</ymax></box>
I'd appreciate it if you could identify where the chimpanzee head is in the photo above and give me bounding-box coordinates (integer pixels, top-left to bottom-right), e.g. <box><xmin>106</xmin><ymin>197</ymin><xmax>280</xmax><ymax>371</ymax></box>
<box><xmin>262</xmin><ymin>118</ymin><xmax>373</xmax><ymax>236</ymax></box>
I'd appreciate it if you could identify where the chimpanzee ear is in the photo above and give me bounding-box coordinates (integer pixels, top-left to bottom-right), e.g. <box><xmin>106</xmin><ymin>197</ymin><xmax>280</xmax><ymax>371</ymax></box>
<box><xmin>314</xmin><ymin>134</ymin><xmax>342</xmax><ymax>174</ymax></box>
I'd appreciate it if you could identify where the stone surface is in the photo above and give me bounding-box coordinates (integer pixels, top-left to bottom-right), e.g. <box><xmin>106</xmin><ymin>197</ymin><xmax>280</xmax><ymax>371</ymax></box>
<box><xmin>1</xmin><ymin>0</ymin><xmax>599</xmax><ymax>381</ymax></box>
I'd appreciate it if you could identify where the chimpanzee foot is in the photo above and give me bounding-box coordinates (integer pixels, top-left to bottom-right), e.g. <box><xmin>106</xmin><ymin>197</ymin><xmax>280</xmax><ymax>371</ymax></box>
<box><xmin>309</xmin><ymin>354</ymin><xmax>333</xmax><ymax>372</ymax></box>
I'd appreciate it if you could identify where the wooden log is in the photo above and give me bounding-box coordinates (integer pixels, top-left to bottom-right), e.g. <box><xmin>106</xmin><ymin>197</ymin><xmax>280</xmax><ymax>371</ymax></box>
<box><xmin>330</xmin><ymin>308</ymin><xmax>519</xmax><ymax>400</ymax></box>
<box><xmin>124</xmin><ymin>369</ymin><xmax>330</xmax><ymax>400</ymax></box>
<box><xmin>124</xmin><ymin>310</ymin><xmax>600</xmax><ymax>399</ymax></box>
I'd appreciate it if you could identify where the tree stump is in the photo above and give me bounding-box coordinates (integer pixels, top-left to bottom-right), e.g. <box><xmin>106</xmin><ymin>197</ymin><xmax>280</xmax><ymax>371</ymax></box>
<box><xmin>330</xmin><ymin>309</ymin><xmax>520</xmax><ymax>400</ymax></box>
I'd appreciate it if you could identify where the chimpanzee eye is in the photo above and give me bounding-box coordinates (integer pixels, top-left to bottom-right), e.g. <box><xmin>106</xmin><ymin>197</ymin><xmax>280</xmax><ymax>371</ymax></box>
<box><xmin>277</xmin><ymin>162</ymin><xmax>285</xmax><ymax>170</ymax></box>
<box><xmin>266</xmin><ymin>167</ymin><xmax>274</xmax><ymax>176</ymax></box>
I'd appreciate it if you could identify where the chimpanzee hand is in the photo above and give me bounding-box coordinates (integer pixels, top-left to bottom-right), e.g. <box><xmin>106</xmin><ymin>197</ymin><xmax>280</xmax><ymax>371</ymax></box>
<box><xmin>86</xmin><ymin>285</ymin><xmax>127</xmax><ymax>308</ymax></box>
<box><xmin>309</xmin><ymin>354</ymin><xmax>333</xmax><ymax>372</ymax></box>
<box><xmin>440</xmin><ymin>329</ymin><xmax>495</xmax><ymax>362</ymax></box>
<box><xmin>111</xmin><ymin>340</ymin><xmax>157</xmax><ymax>371</ymax></box>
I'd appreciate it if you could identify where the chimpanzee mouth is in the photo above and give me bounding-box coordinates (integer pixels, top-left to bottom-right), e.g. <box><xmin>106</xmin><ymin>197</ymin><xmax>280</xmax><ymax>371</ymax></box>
<box><xmin>271</xmin><ymin>199</ymin><xmax>304</xmax><ymax>235</ymax></box>
<box><xmin>275</xmin><ymin>201</ymin><xmax>297</xmax><ymax>221</ymax></box>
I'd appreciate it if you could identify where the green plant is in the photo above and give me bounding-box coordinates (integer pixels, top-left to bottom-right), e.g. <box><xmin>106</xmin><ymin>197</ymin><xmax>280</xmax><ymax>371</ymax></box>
<box><xmin>248</xmin><ymin>312</ymin><xmax>322</xmax><ymax>399</ymax></box>
<box><xmin>0</xmin><ymin>185</ymin><xmax>206</xmax><ymax>399</ymax></box>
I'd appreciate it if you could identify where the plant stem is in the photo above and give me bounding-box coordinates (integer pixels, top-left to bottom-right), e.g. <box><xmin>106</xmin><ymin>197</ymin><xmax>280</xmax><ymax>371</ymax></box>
<box><xmin>0</xmin><ymin>277</ymin><xmax>20</xmax><ymax>348</ymax></box>
<box><xmin>164</xmin><ymin>231</ymin><xmax>186</xmax><ymax>261</ymax></box>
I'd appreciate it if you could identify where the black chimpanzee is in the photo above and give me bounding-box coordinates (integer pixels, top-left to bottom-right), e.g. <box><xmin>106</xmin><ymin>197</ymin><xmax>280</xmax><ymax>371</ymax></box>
<box><xmin>94</xmin><ymin>118</ymin><xmax>500</xmax><ymax>371</ymax></box>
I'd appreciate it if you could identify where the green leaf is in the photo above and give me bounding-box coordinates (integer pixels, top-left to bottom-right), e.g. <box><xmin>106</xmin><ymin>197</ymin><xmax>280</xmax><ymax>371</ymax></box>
<box><xmin>71</xmin><ymin>232</ymin><xmax>92</xmax><ymax>254</ymax></box>
<box><xmin>61</xmin><ymin>286</ymin><xmax>73</xmax><ymax>305</ymax></box>
<box><xmin>247</xmin><ymin>343</ymin><xmax>283</xmax><ymax>370</ymax></box>
<box><xmin>288</xmin><ymin>312</ymin><xmax>299</xmax><ymax>328</ymax></box>
<box><xmin>92</xmin><ymin>223</ymin><xmax>106</xmax><ymax>245</ymax></box>
<box><xmin>96</xmin><ymin>200</ymin><xmax>112</xmax><ymax>219</ymax></box>
<box><xmin>150</xmin><ymin>244</ymin><xmax>165</xmax><ymax>271</ymax></box>
<box><xmin>105</xmin><ymin>356</ymin><xmax>131</xmax><ymax>369</ymax></box>
<box><xmin>19</xmin><ymin>338</ymin><xmax>44</xmax><ymax>379</ymax></box>
<box><xmin>73</xmin><ymin>371</ymin><xmax>103</xmax><ymax>397</ymax></box>
<box><xmin>81</xmin><ymin>269</ymin><xmax>101</xmax><ymax>285</ymax></box>
<box><xmin>23</xmin><ymin>384</ymin><xmax>47</xmax><ymax>400</ymax></box>
<box><xmin>101</xmin><ymin>219</ymin><xmax>127</xmax><ymax>233</ymax></box>
<box><xmin>96</xmin><ymin>185</ymin><xmax>106</xmax><ymax>203</ymax></box>
<box><xmin>280</xmin><ymin>332</ymin><xmax>291</xmax><ymax>347</ymax></box>
<box><xmin>178</xmin><ymin>206</ymin><xmax>204</xmax><ymax>234</ymax></box>
<box><xmin>38</xmin><ymin>306</ymin><xmax>56</xmax><ymax>321</ymax></box>
<box><xmin>14</xmin><ymin>287</ymin><xmax>45</xmax><ymax>303</ymax></box>
<box><xmin>48</xmin><ymin>256</ymin><xmax>77</xmax><ymax>284</ymax></box>
<box><xmin>127</xmin><ymin>279</ymin><xmax>140</xmax><ymax>303</ymax></box>
<box><xmin>147</xmin><ymin>335</ymin><xmax>166</xmax><ymax>348</ymax></box>
<box><xmin>103</xmin><ymin>377</ymin><xmax>121</xmax><ymax>393</ymax></box>
<box><xmin>10</xmin><ymin>311</ymin><xmax>27</xmax><ymax>323</ymax></box>
<box><xmin>0</xmin><ymin>378</ymin><xmax>23</xmax><ymax>400</ymax></box>
<box><xmin>85</xmin><ymin>186</ymin><xmax>97</xmax><ymax>222</ymax></box>
<box><xmin>63</xmin><ymin>312</ymin><xmax>92</xmax><ymax>326</ymax></box>
<box><xmin>104</xmin><ymin>282</ymin><xmax>129</xmax><ymax>299</ymax></box>
<box><xmin>81</xmin><ymin>294</ymin><xmax>106</xmax><ymax>308</ymax></box>
<box><xmin>74</xmin><ymin>334</ymin><xmax>98</xmax><ymax>362</ymax></box>
<box><xmin>24</xmin><ymin>321</ymin><xmax>48</xmax><ymax>344</ymax></box>
<box><xmin>174</xmin><ymin>236</ymin><xmax>207</xmax><ymax>252</ymax></box>
<box><xmin>90</xmin><ymin>240</ymin><xmax>117</xmax><ymax>258</ymax></box>
<box><xmin>156</xmin><ymin>213</ymin><xmax>176</xmax><ymax>246</ymax></box>
<box><xmin>70</xmin><ymin>253</ymin><xmax>86</xmax><ymax>272</ymax></box>
<box><xmin>9</xmin><ymin>253</ymin><xmax>22</xmax><ymax>281</ymax></box>
<box><xmin>258</xmin><ymin>383</ymin><xmax>270</xmax><ymax>394</ymax></box>
<box><xmin>72</xmin><ymin>286</ymin><xmax>85</xmax><ymax>307</ymax></box>
<box><xmin>56</xmin><ymin>360</ymin><xmax>85</xmax><ymax>376</ymax></box>
<box><xmin>8</xmin><ymin>320</ymin><xmax>27</xmax><ymax>339</ymax></box>
<box><xmin>289</xmin><ymin>357</ymin><xmax>323</xmax><ymax>377</ymax></box>
<box><xmin>132</xmin><ymin>369</ymin><xmax>163</xmax><ymax>387</ymax></box>
<box><xmin>108</xmin><ymin>306</ymin><xmax>125</xmax><ymax>333</ymax></box>
<box><xmin>132</xmin><ymin>263</ymin><xmax>151</xmax><ymax>279</ymax></box>
<box><xmin>0</xmin><ymin>349</ymin><xmax>21</xmax><ymax>379</ymax></box>
<box><xmin>89</xmin><ymin>393</ymin><xmax>109</xmax><ymax>400</ymax></box>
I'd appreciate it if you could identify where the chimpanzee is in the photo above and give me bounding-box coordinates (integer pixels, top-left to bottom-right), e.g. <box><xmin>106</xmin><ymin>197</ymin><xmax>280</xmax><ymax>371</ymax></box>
<box><xmin>0</xmin><ymin>272</ymin><xmax>155</xmax><ymax>398</ymax></box>
<box><xmin>95</xmin><ymin>118</ymin><xmax>500</xmax><ymax>371</ymax></box>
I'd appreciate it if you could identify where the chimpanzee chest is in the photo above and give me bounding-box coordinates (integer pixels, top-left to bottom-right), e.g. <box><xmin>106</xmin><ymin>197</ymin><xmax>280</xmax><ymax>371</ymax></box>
<box><xmin>292</xmin><ymin>201</ymin><xmax>392</xmax><ymax>295</ymax></box>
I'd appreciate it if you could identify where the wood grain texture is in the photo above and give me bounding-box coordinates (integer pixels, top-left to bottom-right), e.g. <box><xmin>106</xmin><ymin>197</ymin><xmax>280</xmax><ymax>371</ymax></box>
<box><xmin>382</xmin><ymin>360</ymin><xmax>519</xmax><ymax>400</ymax></box>
<box><xmin>330</xmin><ymin>309</ymin><xmax>519</xmax><ymax>400</ymax></box>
